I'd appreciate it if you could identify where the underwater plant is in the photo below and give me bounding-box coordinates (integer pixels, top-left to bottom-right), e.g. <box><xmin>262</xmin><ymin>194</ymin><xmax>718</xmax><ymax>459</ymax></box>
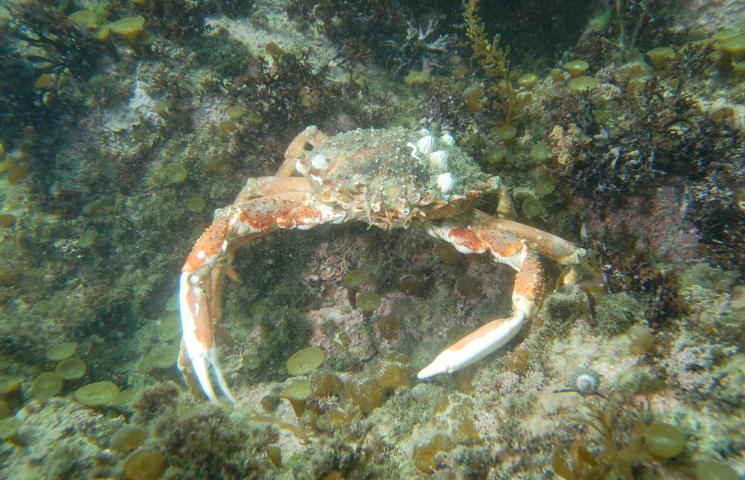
<box><xmin>553</xmin><ymin>396</ymin><xmax>687</xmax><ymax>479</ymax></box>
<box><xmin>5</xmin><ymin>3</ymin><xmax>107</xmax><ymax>80</ymax></box>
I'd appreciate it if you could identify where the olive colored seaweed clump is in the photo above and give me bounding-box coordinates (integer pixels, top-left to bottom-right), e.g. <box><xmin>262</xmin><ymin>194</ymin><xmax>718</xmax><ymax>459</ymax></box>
<box><xmin>74</xmin><ymin>381</ymin><xmax>120</xmax><ymax>407</ymax></box>
<box><xmin>31</xmin><ymin>372</ymin><xmax>64</xmax><ymax>400</ymax></box>
<box><xmin>553</xmin><ymin>397</ymin><xmax>689</xmax><ymax>479</ymax></box>
<box><xmin>46</xmin><ymin>342</ymin><xmax>77</xmax><ymax>361</ymax></box>
<box><xmin>124</xmin><ymin>448</ymin><xmax>165</xmax><ymax>480</ymax></box>
<box><xmin>286</xmin><ymin>347</ymin><xmax>325</xmax><ymax>376</ymax></box>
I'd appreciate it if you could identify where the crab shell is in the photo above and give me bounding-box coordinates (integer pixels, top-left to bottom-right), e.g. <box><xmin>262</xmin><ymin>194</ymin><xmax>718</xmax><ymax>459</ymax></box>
<box><xmin>292</xmin><ymin>127</ymin><xmax>501</xmax><ymax>229</ymax></box>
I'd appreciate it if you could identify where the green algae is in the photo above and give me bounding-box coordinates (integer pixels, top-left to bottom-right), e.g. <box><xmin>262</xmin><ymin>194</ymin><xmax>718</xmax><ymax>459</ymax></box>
<box><xmin>124</xmin><ymin>448</ymin><xmax>165</xmax><ymax>480</ymax></box>
<box><xmin>55</xmin><ymin>357</ymin><xmax>87</xmax><ymax>380</ymax></box>
<box><xmin>31</xmin><ymin>372</ymin><xmax>63</xmax><ymax>399</ymax></box>
<box><xmin>46</xmin><ymin>342</ymin><xmax>77</xmax><ymax>361</ymax></box>
<box><xmin>74</xmin><ymin>381</ymin><xmax>120</xmax><ymax>407</ymax></box>
<box><xmin>0</xmin><ymin>416</ymin><xmax>21</xmax><ymax>441</ymax></box>
<box><xmin>287</xmin><ymin>347</ymin><xmax>325</xmax><ymax>376</ymax></box>
<box><xmin>111</xmin><ymin>425</ymin><xmax>148</xmax><ymax>451</ymax></box>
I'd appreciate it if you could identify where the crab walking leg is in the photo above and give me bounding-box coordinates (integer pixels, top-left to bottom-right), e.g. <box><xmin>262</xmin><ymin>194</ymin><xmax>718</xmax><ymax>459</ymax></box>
<box><xmin>178</xmin><ymin>183</ymin><xmax>345</xmax><ymax>402</ymax></box>
<box><xmin>417</xmin><ymin>223</ymin><xmax>545</xmax><ymax>379</ymax></box>
<box><xmin>473</xmin><ymin>210</ymin><xmax>586</xmax><ymax>265</ymax></box>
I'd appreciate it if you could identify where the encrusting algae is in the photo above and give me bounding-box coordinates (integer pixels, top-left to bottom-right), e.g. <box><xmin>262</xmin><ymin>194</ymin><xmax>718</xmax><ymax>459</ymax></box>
<box><xmin>0</xmin><ymin>0</ymin><xmax>743</xmax><ymax>478</ymax></box>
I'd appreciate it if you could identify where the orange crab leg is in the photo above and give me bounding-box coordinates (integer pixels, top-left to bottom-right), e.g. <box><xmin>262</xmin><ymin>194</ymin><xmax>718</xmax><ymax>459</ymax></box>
<box><xmin>178</xmin><ymin>177</ymin><xmax>344</xmax><ymax>402</ymax></box>
<box><xmin>418</xmin><ymin>213</ymin><xmax>583</xmax><ymax>378</ymax></box>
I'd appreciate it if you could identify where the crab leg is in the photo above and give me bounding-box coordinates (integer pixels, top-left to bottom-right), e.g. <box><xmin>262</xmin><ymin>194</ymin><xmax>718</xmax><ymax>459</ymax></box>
<box><xmin>178</xmin><ymin>178</ymin><xmax>344</xmax><ymax>402</ymax></box>
<box><xmin>418</xmin><ymin>213</ymin><xmax>583</xmax><ymax>379</ymax></box>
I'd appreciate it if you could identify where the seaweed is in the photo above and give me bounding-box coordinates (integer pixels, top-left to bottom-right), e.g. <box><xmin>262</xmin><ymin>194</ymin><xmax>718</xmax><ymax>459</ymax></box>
<box><xmin>5</xmin><ymin>3</ymin><xmax>107</xmax><ymax>80</ymax></box>
<box><xmin>463</xmin><ymin>0</ymin><xmax>519</xmax><ymax>124</ymax></box>
<box><xmin>553</xmin><ymin>397</ymin><xmax>656</xmax><ymax>480</ymax></box>
<box><xmin>593</xmin><ymin>232</ymin><xmax>686</xmax><ymax>329</ymax></box>
<box><xmin>133</xmin><ymin>0</ymin><xmax>209</xmax><ymax>40</ymax></box>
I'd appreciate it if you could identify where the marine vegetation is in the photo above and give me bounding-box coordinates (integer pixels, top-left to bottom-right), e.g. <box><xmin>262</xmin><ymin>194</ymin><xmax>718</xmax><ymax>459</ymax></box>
<box><xmin>0</xmin><ymin>0</ymin><xmax>744</xmax><ymax>478</ymax></box>
<box><xmin>553</xmin><ymin>396</ymin><xmax>684</xmax><ymax>479</ymax></box>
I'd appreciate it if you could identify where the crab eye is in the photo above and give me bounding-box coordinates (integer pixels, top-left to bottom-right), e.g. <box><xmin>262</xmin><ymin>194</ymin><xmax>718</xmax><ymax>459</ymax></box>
<box><xmin>303</xmin><ymin>142</ymin><xmax>314</xmax><ymax>151</ymax></box>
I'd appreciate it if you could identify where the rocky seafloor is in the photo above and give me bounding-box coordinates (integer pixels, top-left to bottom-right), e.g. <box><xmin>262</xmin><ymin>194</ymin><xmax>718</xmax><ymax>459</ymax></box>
<box><xmin>0</xmin><ymin>0</ymin><xmax>744</xmax><ymax>478</ymax></box>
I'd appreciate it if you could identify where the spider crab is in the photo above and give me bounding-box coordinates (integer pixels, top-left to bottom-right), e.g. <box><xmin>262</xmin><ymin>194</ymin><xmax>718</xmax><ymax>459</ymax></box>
<box><xmin>178</xmin><ymin>126</ymin><xmax>585</xmax><ymax>402</ymax></box>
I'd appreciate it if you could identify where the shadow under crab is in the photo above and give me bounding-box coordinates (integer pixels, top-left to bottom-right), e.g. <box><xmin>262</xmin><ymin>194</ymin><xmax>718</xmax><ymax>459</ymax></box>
<box><xmin>176</xmin><ymin>126</ymin><xmax>586</xmax><ymax>402</ymax></box>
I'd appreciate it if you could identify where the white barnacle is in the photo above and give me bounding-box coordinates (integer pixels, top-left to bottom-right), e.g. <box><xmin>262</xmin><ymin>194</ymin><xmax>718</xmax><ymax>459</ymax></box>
<box><xmin>295</xmin><ymin>160</ymin><xmax>308</xmax><ymax>175</ymax></box>
<box><xmin>436</xmin><ymin>172</ymin><xmax>455</xmax><ymax>194</ymax></box>
<box><xmin>440</xmin><ymin>132</ymin><xmax>455</xmax><ymax>146</ymax></box>
<box><xmin>427</xmin><ymin>150</ymin><xmax>449</xmax><ymax>170</ymax></box>
<box><xmin>416</xmin><ymin>135</ymin><xmax>435</xmax><ymax>155</ymax></box>
<box><xmin>311</xmin><ymin>154</ymin><xmax>328</xmax><ymax>170</ymax></box>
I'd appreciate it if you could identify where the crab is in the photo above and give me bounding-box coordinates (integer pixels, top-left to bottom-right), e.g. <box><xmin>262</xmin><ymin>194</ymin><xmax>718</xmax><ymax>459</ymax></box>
<box><xmin>178</xmin><ymin>126</ymin><xmax>586</xmax><ymax>402</ymax></box>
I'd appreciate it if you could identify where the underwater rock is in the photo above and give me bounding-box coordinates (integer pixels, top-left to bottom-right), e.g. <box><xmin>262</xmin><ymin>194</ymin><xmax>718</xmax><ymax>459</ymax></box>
<box><xmin>306</xmin><ymin>303</ymin><xmax>377</xmax><ymax>371</ymax></box>
<box><xmin>582</xmin><ymin>186</ymin><xmax>701</xmax><ymax>263</ymax></box>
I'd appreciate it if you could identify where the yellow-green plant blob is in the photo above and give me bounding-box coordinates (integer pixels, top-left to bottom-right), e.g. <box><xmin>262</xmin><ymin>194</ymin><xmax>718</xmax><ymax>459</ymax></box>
<box><xmin>227</xmin><ymin>105</ymin><xmax>246</xmax><ymax>120</ymax></box>
<box><xmin>643</xmin><ymin>423</ymin><xmax>686</xmax><ymax>458</ymax></box>
<box><xmin>568</xmin><ymin>76</ymin><xmax>599</xmax><ymax>92</ymax></box>
<box><xmin>109</xmin><ymin>16</ymin><xmax>145</xmax><ymax>39</ymax></box>
<box><xmin>286</xmin><ymin>347</ymin><xmax>325</xmax><ymax>376</ymax></box>
<box><xmin>718</xmin><ymin>32</ymin><xmax>745</xmax><ymax>59</ymax></box>
<box><xmin>55</xmin><ymin>357</ymin><xmax>88</xmax><ymax>380</ymax></box>
<box><xmin>46</xmin><ymin>342</ymin><xmax>77</xmax><ymax>361</ymax></box>
<box><xmin>74</xmin><ymin>381</ymin><xmax>120</xmax><ymax>407</ymax></box>
<box><xmin>186</xmin><ymin>196</ymin><xmax>206</xmax><ymax>213</ymax></box>
<box><xmin>31</xmin><ymin>372</ymin><xmax>64</xmax><ymax>399</ymax></box>
<box><xmin>563</xmin><ymin>59</ymin><xmax>589</xmax><ymax>77</ymax></box>
<box><xmin>0</xmin><ymin>417</ymin><xmax>21</xmax><ymax>441</ymax></box>
<box><xmin>113</xmin><ymin>390</ymin><xmax>139</xmax><ymax>409</ymax></box>
<box><xmin>124</xmin><ymin>448</ymin><xmax>166</xmax><ymax>480</ymax></box>
<box><xmin>68</xmin><ymin>10</ymin><xmax>99</xmax><ymax>30</ymax></box>
<box><xmin>157</xmin><ymin>315</ymin><xmax>181</xmax><ymax>341</ymax></box>
<box><xmin>517</xmin><ymin>73</ymin><xmax>538</xmax><ymax>89</ymax></box>
<box><xmin>164</xmin><ymin>165</ymin><xmax>188</xmax><ymax>185</ymax></box>
<box><xmin>534</xmin><ymin>176</ymin><xmax>556</xmax><ymax>197</ymax></box>
<box><xmin>341</xmin><ymin>270</ymin><xmax>366</xmax><ymax>289</ymax></box>
<box><xmin>356</xmin><ymin>292</ymin><xmax>382</xmax><ymax>313</ymax></box>
<box><xmin>495</xmin><ymin>124</ymin><xmax>517</xmax><ymax>142</ymax></box>
<box><xmin>645</xmin><ymin>46</ymin><xmax>676</xmax><ymax>69</ymax></box>
<box><xmin>521</xmin><ymin>196</ymin><xmax>544</xmax><ymax>219</ymax></box>
<box><xmin>143</xmin><ymin>344</ymin><xmax>178</xmax><ymax>370</ymax></box>
<box><xmin>281</xmin><ymin>378</ymin><xmax>312</xmax><ymax>401</ymax></box>
<box><xmin>111</xmin><ymin>425</ymin><xmax>148</xmax><ymax>451</ymax></box>
<box><xmin>529</xmin><ymin>142</ymin><xmax>552</xmax><ymax>163</ymax></box>
<box><xmin>0</xmin><ymin>399</ymin><xmax>9</xmax><ymax>419</ymax></box>
<box><xmin>93</xmin><ymin>25</ymin><xmax>111</xmax><ymax>41</ymax></box>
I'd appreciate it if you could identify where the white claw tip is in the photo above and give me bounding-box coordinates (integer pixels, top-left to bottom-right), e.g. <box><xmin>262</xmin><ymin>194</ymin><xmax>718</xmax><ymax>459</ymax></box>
<box><xmin>417</xmin><ymin>351</ymin><xmax>456</xmax><ymax>379</ymax></box>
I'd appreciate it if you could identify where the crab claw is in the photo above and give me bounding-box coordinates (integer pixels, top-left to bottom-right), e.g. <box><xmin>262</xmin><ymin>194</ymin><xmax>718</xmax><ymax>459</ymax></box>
<box><xmin>417</xmin><ymin>312</ymin><xmax>526</xmax><ymax>379</ymax></box>
<box><xmin>179</xmin><ymin>271</ymin><xmax>236</xmax><ymax>403</ymax></box>
<box><xmin>177</xmin><ymin>219</ymin><xmax>237</xmax><ymax>403</ymax></box>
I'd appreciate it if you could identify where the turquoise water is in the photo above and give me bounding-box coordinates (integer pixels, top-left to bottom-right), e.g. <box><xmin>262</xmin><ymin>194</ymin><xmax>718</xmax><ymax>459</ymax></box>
<box><xmin>0</xmin><ymin>0</ymin><xmax>743</xmax><ymax>478</ymax></box>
